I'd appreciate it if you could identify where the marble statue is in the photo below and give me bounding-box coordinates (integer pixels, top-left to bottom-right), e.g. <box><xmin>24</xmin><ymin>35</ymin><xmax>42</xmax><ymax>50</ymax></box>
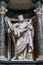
<box><xmin>5</xmin><ymin>15</ymin><xmax>34</xmax><ymax>61</ymax></box>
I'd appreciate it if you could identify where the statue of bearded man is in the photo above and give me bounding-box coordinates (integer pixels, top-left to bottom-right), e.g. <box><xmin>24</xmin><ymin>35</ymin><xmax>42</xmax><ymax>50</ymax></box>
<box><xmin>5</xmin><ymin>15</ymin><xmax>34</xmax><ymax>61</ymax></box>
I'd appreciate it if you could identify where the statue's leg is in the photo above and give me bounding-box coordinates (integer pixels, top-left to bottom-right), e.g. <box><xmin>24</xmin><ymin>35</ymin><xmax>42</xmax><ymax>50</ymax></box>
<box><xmin>26</xmin><ymin>33</ymin><xmax>33</xmax><ymax>60</ymax></box>
<box><xmin>23</xmin><ymin>48</ymin><xmax>27</xmax><ymax>59</ymax></box>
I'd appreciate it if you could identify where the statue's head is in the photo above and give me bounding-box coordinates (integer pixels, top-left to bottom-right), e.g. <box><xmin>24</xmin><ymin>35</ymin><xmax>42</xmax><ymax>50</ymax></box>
<box><xmin>18</xmin><ymin>15</ymin><xmax>24</xmax><ymax>22</ymax></box>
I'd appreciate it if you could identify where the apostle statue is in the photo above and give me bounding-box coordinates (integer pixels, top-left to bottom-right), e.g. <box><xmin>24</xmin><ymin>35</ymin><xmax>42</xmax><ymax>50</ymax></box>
<box><xmin>5</xmin><ymin>15</ymin><xmax>34</xmax><ymax>61</ymax></box>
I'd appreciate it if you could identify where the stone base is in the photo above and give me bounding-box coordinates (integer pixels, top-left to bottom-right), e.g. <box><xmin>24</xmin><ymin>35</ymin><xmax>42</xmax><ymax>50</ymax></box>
<box><xmin>36</xmin><ymin>55</ymin><xmax>43</xmax><ymax>60</ymax></box>
<box><xmin>11</xmin><ymin>56</ymin><xmax>33</xmax><ymax>61</ymax></box>
<box><xmin>11</xmin><ymin>59</ymin><xmax>33</xmax><ymax>61</ymax></box>
<box><xmin>0</xmin><ymin>56</ymin><xmax>8</xmax><ymax>61</ymax></box>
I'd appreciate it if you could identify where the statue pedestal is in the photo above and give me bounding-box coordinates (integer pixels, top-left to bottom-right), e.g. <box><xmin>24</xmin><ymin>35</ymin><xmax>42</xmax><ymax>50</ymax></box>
<box><xmin>37</xmin><ymin>55</ymin><xmax>43</xmax><ymax>60</ymax></box>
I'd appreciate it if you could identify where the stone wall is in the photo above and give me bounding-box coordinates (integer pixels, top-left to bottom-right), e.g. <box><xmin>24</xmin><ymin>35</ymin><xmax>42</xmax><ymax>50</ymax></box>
<box><xmin>7</xmin><ymin>0</ymin><xmax>34</xmax><ymax>10</ymax></box>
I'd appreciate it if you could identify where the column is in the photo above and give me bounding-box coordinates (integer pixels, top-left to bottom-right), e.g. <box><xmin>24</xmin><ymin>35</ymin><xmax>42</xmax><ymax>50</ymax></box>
<box><xmin>0</xmin><ymin>1</ymin><xmax>7</xmax><ymax>60</ymax></box>
<box><xmin>34</xmin><ymin>1</ymin><xmax>43</xmax><ymax>60</ymax></box>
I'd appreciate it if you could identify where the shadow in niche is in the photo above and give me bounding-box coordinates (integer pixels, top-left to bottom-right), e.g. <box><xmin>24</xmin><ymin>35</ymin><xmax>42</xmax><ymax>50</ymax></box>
<box><xmin>32</xmin><ymin>17</ymin><xmax>39</xmax><ymax>59</ymax></box>
<box><xmin>11</xmin><ymin>37</ymin><xmax>15</xmax><ymax>59</ymax></box>
<box><xmin>6</xmin><ymin>7</ymin><xmax>35</xmax><ymax>18</ymax></box>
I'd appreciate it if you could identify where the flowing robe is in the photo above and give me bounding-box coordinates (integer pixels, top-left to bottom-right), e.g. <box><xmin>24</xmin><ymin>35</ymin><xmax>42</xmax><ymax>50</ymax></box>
<box><xmin>5</xmin><ymin>17</ymin><xmax>34</xmax><ymax>60</ymax></box>
<box><xmin>12</xmin><ymin>20</ymin><xmax>34</xmax><ymax>60</ymax></box>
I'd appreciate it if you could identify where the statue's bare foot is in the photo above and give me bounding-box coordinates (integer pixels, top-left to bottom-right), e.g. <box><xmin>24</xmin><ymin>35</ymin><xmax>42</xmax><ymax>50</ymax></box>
<box><xmin>11</xmin><ymin>56</ymin><xmax>18</xmax><ymax>61</ymax></box>
<box><xmin>18</xmin><ymin>56</ymin><xmax>23</xmax><ymax>60</ymax></box>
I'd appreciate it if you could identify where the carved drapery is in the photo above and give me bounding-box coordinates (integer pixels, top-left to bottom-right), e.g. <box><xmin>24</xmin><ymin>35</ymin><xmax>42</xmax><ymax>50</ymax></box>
<box><xmin>5</xmin><ymin>15</ymin><xmax>34</xmax><ymax>60</ymax></box>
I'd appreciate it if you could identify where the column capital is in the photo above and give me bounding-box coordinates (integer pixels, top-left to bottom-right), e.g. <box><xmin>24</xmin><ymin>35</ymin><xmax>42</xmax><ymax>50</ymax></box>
<box><xmin>0</xmin><ymin>1</ymin><xmax>8</xmax><ymax>14</ymax></box>
<box><xmin>0</xmin><ymin>7</ymin><xmax>7</xmax><ymax>14</ymax></box>
<box><xmin>34</xmin><ymin>1</ymin><xmax>42</xmax><ymax>15</ymax></box>
<box><xmin>34</xmin><ymin>8</ymin><xmax>42</xmax><ymax>15</ymax></box>
<box><xmin>0</xmin><ymin>0</ymin><xmax>9</xmax><ymax>3</ymax></box>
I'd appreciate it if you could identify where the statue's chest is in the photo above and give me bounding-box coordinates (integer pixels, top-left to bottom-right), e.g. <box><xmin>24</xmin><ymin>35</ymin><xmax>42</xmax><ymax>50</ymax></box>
<box><xmin>19</xmin><ymin>22</ymin><xmax>27</xmax><ymax>29</ymax></box>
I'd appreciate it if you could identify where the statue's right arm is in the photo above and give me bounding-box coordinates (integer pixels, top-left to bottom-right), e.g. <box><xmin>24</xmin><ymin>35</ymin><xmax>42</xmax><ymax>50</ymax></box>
<box><xmin>5</xmin><ymin>17</ymin><xmax>14</xmax><ymax>30</ymax></box>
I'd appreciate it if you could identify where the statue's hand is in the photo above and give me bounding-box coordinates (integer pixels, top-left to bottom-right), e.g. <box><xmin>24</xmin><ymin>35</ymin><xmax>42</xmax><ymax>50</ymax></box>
<box><xmin>5</xmin><ymin>17</ymin><xmax>14</xmax><ymax>30</ymax></box>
